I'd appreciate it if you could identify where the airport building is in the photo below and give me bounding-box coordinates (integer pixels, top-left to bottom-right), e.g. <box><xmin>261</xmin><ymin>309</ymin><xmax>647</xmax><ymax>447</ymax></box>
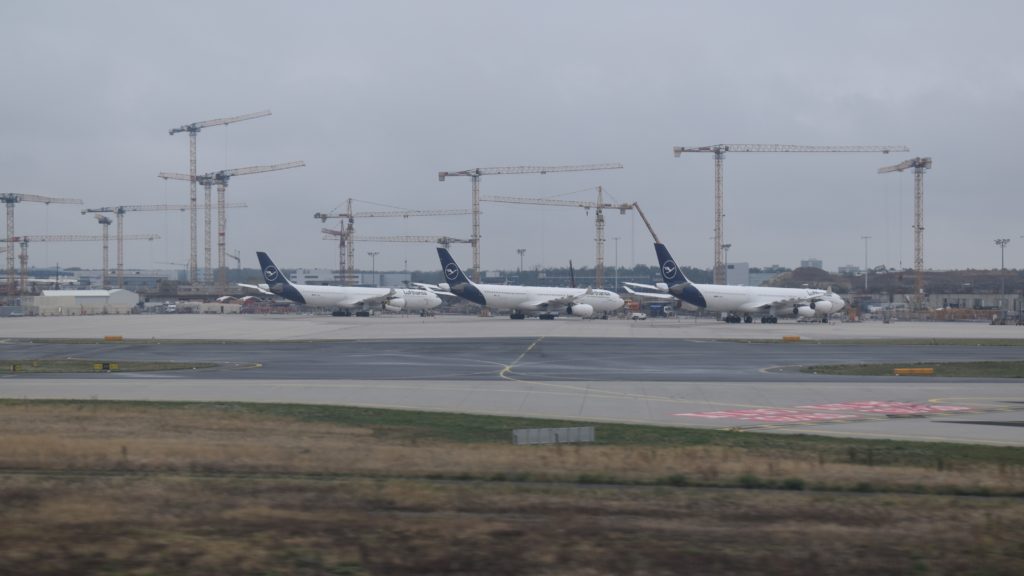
<box><xmin>25</xmin><ymin>289</ymin><xmax>140</xmax><ymax>316</ymax></box>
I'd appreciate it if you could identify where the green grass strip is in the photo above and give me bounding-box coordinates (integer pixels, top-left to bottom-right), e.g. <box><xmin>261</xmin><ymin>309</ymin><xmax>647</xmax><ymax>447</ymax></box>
<box><xmin>802</xmin><ymin>360</ymin><xmax>1024</xmax><ymax>378</ymax></box>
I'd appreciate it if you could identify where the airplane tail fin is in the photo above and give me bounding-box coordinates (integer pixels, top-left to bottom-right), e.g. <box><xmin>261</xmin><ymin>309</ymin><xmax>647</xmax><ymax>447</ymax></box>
<box><xmin>436</xmin><ymin>247</ymin><xmax>486</xmax><ymax>305</ymax></box>
<box><xmin>256</xmin><ymin>251</ymin><xmax>305</xmax><ymax>304</ymax></box>
<box><xmin>437</xmin><ymin>247</ymin><xmax>472</xmax><ymax>286</ymax></box>
<box><xmin>654</xmin><ymin>243</ymin><xmax>691</xmax><ymax>286</ymax></box>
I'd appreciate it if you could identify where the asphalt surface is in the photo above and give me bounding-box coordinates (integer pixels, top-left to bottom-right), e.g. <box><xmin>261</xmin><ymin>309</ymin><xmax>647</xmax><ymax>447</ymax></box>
<box><xmin>1</xmin><ymin>315</ymin><xmax>1023</xmax><ymax>446</ymax></box>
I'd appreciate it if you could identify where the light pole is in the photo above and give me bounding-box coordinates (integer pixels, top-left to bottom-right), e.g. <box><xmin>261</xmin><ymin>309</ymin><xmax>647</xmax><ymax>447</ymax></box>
<box><xmin>516</xmin><ymin>248</ymin><xmax>526</xmax><ymax>274</ymax></box>
<box><xmin>613</xmin><ymin>236</ymin><xmax>620</xmax><ymax>290</ymax></box>
<box><xmin>721</xmin><ymin>244</ymin><xmax>731</xmax><ymax>284</ymax></box>
<box><xmin>861</xmin><ymin>235</ymin><xmax>871</xmax><ymax>292</ymax></box>
<box><xmin>996</xmin><ymin>239</ymin><xmax>1010</xmax><ymax>307</ymax></box>
<box><xmin>367</xmin><ymin>251</ymin><xmax>379</xmax><ymax>286</ymax></box>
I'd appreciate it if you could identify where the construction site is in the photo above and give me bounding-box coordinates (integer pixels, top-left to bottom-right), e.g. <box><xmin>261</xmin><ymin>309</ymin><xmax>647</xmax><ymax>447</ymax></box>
<box><xmin>0</xmin><ymin>110</ymin><xmax>1021</xmax><ymax>323</ymax></box>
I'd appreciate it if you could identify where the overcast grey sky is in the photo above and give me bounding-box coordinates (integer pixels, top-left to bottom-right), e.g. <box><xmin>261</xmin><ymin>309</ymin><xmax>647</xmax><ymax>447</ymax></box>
<box><xmin>2</xmin><ymin>1</ymin><xmax>1022</xmax><ymax>276</ymax></box>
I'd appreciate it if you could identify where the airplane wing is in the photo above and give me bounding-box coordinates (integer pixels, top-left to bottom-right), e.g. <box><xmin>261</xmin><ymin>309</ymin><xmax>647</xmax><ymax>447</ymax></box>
<box><xmin>737</xmin><ymin>295</ymin><xmax>812</xmax><ymax>313</ymax></box>
<box><xmin>622</xmin><ymin>284</ymin><xmax>675</xmax><ymax>300</ymax></box>
<box><xmin>411</xmin><ymin>282</ymin><xmax>457</xmax><ymax>297</ymax></box>
<box><xmin>340</xmin><ymin>288</ymin><xmax>397</xmax><ymax>307</ymax></box>
<box><xmin>237</xmin><ymin>282</ymin><xmax>274</xmax><ymax>296</ymax></box>
<box><xmin>518</xmin><ymin>289</ymin><xmax>600</xmax><ymax>310</ymax></box>
<box><xmin>623</xmin><ymin>281</ymin><xmax>669</xmax><ymax>292</ymax></box>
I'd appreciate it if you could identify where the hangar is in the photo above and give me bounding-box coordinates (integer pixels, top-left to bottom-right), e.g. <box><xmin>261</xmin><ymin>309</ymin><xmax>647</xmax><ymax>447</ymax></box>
<box><xmin>26</xmin><ymin>289</ymin><xmax>140</xmax><ymax>316</ymax></box>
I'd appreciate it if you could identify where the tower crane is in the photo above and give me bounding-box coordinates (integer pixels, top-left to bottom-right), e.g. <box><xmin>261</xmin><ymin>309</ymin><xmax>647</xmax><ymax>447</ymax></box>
<box><xmin>168</xmin><ymin>110</ymin><xmax>271</xmax><ymax>285</ymax></box>
<box><xmin>83</xmin><ymin>203</ymin><xmax>247</xmax><ymax>288</ymax></box>
<box><xmin>672</xmin><ymin>144</ymin><xmax>909</xmax><ymax>284</ymax></box>
<box><xmin>314</xmin><ymin>200</ymin><xmax>470</xmax><ymax>285</ymax></box>
<box><xmin>323</xmin><ymin>229</ymin><xmax>471</xmax><ymax>283</ymax></box>
<box><xmin>438</xmin><ymin>163</ymin><xmax>624</xmax><ymax>281</ymax></box>
<box><xmin>1</xmin><ymin>234</ymin><xmax>158</xmax><ymax>294</ymax></box>
<box><xmin>92</xmin><ymin>215</ymin><xmax>114</xmax><ymax>288</ymax></box>
<box><xmin>324</xmin><ymin>229</ymin><xmax>471</xmax><ymax>249</ymax></box>
<box><xmin>160</xmin><ymin>160</ymin><xmax>304</xmax><ymax>287</ymax></box>
<box><xmin>480</xmin><ymin>186</ymin><xmax>633</xmax><ymax>288</ymax></box>
<box><xmin>1</xmin><ymin>193</ymin><xmax>83</xmax><ymax>295</ymax></box>
<box><xmin>878</xmin><ymin>157</ymin><xmax>932</xmax><ymax>306</ymax></box>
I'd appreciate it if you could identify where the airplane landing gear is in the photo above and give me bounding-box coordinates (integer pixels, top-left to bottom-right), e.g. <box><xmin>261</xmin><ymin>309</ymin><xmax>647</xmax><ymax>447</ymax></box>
<box><xmin>510</xmin><ymin>311</ymin><xmax>526</xmax><ymax>320</ymax></box>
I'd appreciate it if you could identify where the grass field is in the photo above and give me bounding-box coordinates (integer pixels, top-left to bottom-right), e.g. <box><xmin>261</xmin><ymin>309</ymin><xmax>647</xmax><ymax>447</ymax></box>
<box><xmin>1</xmin><ymin>400</ymin><xmax>1023</xmax><ymax>575</ymax></box>
<box><xmin>802</xmin><ymin>360</ymin><xmax>1024</xmax><ymax>378</ymax></box>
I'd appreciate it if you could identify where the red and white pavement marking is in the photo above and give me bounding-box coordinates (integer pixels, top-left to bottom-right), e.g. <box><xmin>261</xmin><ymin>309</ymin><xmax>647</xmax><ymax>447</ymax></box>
<box><xmin>675</xmin><ymin>401</ymin><xmax>973</xmax><ymax>423</ymax></box>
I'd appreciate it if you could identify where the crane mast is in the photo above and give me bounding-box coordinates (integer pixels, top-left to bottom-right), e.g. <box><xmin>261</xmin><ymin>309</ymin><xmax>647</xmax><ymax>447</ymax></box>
<box><xmin>161</xmin><ymin>160</ymin><xmax>302</xmax><ymax>287</ymax></box>
<box><xmin>167</xmin><ymin>110</ymin><xmax>271</xmax><ymax>285</ymax></box>
<box><xmin>672</xmin><ymin>144</ymin><xmax>909</xmax><ymax>284</ymax></box>
<box><xmin>480</xmin><ymin>186</ymin><xmax>634</xmax><ymax>288</ymax></box>
<box><xmin>879</xmin><ymin>157</ymin><xmax>932</xmax><ymax>307</ymax></box>
<box><xmin>93</xmin><ymin>215</ymin><xmax>113</xmax><ymax>288</ymax></box>
<box><xmin>438</xmin><ymin>163</ymin><xmax>624</xmax><ymax>282</ymax></box>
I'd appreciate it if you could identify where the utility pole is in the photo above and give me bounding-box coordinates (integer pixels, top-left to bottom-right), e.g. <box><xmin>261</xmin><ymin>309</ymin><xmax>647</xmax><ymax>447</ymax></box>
<box><xmin>722</xmin><ymin>244</ymin><xmax>732</xmax><ymax>284</ymax></box>
<box><xmin>861</xmin><ymin>235</ymin><xmax>871</xmax><ymax>292</ymax></box>
<box><xmin>996</xmin><ymin>238</ymin><xmax>1010</xmax><ymax>308</ymax></box>
<box><xmin>367</xmin><ymin>251</ymin><xmax>379</xmax><ymax>286</ymax></box>
<box><xmin>613</xmin><ymin>236</ymin><xmax>620</xmax><ymax>291</ymax></box>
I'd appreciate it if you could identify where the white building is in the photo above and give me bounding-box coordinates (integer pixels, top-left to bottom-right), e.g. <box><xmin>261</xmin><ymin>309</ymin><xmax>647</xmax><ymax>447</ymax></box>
<box><xmin>27</xmin><ymin>289</ymin><xmax>140</xmax><ymax>316</ymax></box>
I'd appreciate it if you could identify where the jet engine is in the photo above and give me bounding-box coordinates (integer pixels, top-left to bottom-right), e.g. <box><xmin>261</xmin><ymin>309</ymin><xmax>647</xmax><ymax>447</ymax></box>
<box><xmin>794</xmin><ymin>305</ymin><xmax>815</xmax><ymax>317</ymax></box>
<box><xmin>810</xmin><ymin>300</ymin><xmax>833</xmax><ymax>314</ymax></box>
<box><xmin>384</xmin><ymin>298</ymin><xmax>405</xmax><ymax>313</ymax></box>
<box><xmin>566</xmin><ymin>303</ymin><xmax>595</xmax><ymax>318</ymax></box>
<box><xmin>438</xmin><ymin>283</ymin><xmax>450</xmax><ymax>291</ymax></box>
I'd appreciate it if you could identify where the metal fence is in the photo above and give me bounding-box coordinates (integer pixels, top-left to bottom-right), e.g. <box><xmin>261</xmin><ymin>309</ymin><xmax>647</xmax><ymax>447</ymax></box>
<box><xmin>512</xmin><ymin>426</ymin><xmax>595</xmax><ymax>445</ymax></box>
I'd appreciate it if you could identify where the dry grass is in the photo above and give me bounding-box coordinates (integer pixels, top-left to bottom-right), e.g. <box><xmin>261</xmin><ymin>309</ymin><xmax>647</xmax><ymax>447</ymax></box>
<box><xmin>1</xmin><ymin>402</ymin><xmax>1023</xmax><ymax>575</ymax></box>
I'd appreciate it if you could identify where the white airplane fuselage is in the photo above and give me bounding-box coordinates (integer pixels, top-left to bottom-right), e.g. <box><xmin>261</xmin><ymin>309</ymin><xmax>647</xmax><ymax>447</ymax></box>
<box><xmin>251</xmin><ymin>252</ymin><xmax>442</xmax><ymax>313</ymax></box>
<box><xmin>297</xmin><ymin>285</ymin><xmax>441</xmax><ymax>312</ymax></box>
<box><xmin>679</xmin><ymin>283</ymin><xmax>846</xmax><ymax>317</ymax></box>
<box><xmin>630</xmin><ymin>242</ymin><xmax>847</xmax><ymax>322</ymax></box>
<box><xmin>453</xmin><ymin>283</ymin><xmax>624</xmax><ymax>315</ymax></box>
<box><xmin>436</xmin><ymin>247</ymin><xmax>624</xmax><ymax>318</ymax></box>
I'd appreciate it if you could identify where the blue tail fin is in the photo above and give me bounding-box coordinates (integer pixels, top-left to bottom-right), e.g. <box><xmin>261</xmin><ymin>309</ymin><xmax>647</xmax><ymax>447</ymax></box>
<box><xmin>256</xmin><ymin>251</ymin><xmax>305</xmax><ymax>304</ymax></box>
<box><xmin>437</xmin><ymin>247</ymin><xmax>471</xmax><ymax>286</ymax></box>
<box><xmin>653</xmin><ymin>243</ymin><xmax>706</xmax><ymax>309</ymax></box>
<box><xmin>654</xmin><ymin>243</ymin><xmax>691</xmax><ymax>286</ymax></box>
<box><xmin>436</xmin><ymin>247</ymin><xmax>486</xmax><ymax>305</ymax></box>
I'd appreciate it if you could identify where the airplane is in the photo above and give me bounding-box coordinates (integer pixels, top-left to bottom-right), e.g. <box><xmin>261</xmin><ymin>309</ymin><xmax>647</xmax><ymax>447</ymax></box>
<box><xmin>436</xmin><ymin>247</ymin><xmax>624</xmax><ymax>319</ymax></box>
<box><xmin>241</xmin><ymin>251</ymin><xmax>442</xmax><ymax>316</ymax></box>
<box><xmin>625</xmin><ymin>242</ymin><xmax>846</xmax><ymax>324</ymax></box>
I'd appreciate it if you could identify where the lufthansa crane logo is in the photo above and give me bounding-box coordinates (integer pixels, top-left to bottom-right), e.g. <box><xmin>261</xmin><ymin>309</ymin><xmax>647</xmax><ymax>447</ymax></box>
<box><xmin>444</xmin><ymin>263</ymin><xmax>460</xmax><ymax>281</ymax></box>
<box><xmin>263</xmin><ymin>266</ymin><xmax>280</xmax><ymax>282</ymax></box>
<box><xmin>662</xmin><ymin>260</ymin><xmax>679</xmax><ymax>280</ymax></box>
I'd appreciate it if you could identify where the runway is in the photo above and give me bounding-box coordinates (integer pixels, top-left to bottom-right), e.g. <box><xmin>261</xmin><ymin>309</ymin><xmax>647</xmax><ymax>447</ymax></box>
<box><xmin>1</xmin><ymin>315</ymin><xmax>1023</xmax><ymax>445</ymax></box>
